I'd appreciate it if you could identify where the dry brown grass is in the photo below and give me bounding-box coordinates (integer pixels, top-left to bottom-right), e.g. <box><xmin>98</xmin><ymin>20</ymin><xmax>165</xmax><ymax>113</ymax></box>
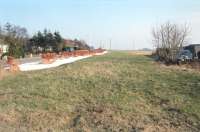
<box><xmin>0</xmin><ymin>52</ymin><xmax>200</xmax><ymax>131</ymax></box>
<box><xmin>0</xmin><ymin>59</ymin><xmax>20</xmax><ymax>80</ymax></box>
<box><xmin>0</xmin><ymin>111</ymin><xmax>19</xmax><ymax>124</ymax></box>
<box><xmin>0</xmin><ymin>67</ymin><xmax>18</xmax><ymax>80</ymax></box>
<box><xmin>58</xmin><ymin>61</ymin><xmax>119</xmax><ymax>80</ymax></box>
<box><xmin>156</xmin><ymin>61</ymin><xmax>200</xmax><ymax>74</ymax></box>
<box><xmin>68</xmin><ymin>103</ymin><xmax>193</xmax><ymax>132</ymax></box>
<box><xmin>128</xmin><ymin>50</ymin><xmax>153</xmax><ymax>56</ymax></box>
<box><xmin>0</xmin><ymin>69</ymin><xmax>8</xmax><ymax>80</ymax></box>
<box><xmin>0</xmin><ymin>110</ymin><xmax>70</xmax><ymax>131</ymax></box>
<box><xmin>80</xmin><ymin>61</ymin><xmax>117</xmax><ymax>77</ymax></box>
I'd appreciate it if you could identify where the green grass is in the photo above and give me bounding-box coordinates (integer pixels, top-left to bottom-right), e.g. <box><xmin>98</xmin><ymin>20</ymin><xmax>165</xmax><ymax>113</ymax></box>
<box><xmin>0</xmin><ymin>51</ymin><xmax>200</xmax><ymax>131</ymax></box>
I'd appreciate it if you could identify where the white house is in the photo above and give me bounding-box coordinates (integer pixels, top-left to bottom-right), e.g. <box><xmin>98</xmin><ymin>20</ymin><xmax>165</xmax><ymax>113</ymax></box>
<box><xmin>0</xmin><ymin>44</ymin><xmax>9</xmax><ymax>55</ymax></box>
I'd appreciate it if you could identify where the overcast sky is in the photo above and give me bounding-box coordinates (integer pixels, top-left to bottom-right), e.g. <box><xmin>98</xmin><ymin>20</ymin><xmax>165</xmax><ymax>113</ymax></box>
<box><xmin>0</xmin><ymin>0</ymin><xmax>200</xmax><ymax>50</ymax></box>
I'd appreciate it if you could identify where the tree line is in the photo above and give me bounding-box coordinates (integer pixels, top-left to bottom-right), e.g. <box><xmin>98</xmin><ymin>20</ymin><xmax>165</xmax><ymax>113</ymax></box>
<box><xmin>0</xmin><ymin>22</ymin><xmax>91</xmax><ymax>58</ymax></box>
<box><xmin>28</xmin><ymin>29</ymin><xmax>63</xmax><ymax>54</ymax></box>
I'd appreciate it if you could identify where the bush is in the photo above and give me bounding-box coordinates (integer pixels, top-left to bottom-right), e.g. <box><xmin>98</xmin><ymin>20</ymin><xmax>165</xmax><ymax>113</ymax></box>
<box><xmin>0</xmin><ymin>52</ymin><xmax>9</xmax><ymax>60</ymax></box>
<box><xmin>152</xmin><ymin>22</ymin><xmax>190</xmax><ymax>64</ymax></box>
<box><xmin>8</xmin><ymin>45</ymin><xmax>25</xmax><ymax>58</ymax></box>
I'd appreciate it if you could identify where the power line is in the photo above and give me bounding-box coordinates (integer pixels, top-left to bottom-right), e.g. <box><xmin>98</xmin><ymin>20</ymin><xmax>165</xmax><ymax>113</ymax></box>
<box><xmin>109</xmin><ymin>39</ymin><xmax>112</xmax><ymax>50</ymax></box>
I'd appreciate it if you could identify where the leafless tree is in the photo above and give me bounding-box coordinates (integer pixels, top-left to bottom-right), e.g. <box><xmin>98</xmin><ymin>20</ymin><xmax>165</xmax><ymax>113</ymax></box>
<box><xmin>0</xmin><ymin>22</ymin><xmax>29</xmax><ymax>58</ymax></box>
<box><xmin>3</xmin><ymin>23</ymin><xmax>28</xmax><ymax>46</ymax></box>
<box><xmin>152</xmin><ymin>22</ymin><xmax>190</xmax><ymax>63</ymax></box>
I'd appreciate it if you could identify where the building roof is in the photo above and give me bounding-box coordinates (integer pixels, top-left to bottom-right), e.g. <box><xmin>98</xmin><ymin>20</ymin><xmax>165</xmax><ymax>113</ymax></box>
<box><xmin>64</xmin><ymin>39</ymin><xmax>77</xmax><ymax>47</ymax></box>
<box><xmin>184</xmin><ymin>44</ymin><xmax>200</xmax><ymax>47</ymax></box>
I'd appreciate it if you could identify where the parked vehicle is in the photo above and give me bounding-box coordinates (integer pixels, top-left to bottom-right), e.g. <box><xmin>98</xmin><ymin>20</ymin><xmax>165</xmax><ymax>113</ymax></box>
<box><xmin>184</xmin><ymin>44</ymin><xmax>200</xmax><ymax>59</ymax></box>
<box><xmin>176</xmin><ymin>50</ymin><xmax>193</xmax><ymax>63</ymax></box>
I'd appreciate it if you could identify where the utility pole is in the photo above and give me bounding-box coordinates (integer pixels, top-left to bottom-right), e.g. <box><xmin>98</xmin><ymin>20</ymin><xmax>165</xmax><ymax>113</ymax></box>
<box><xmin>100</xmin><ymin>40</ymin><xmax>102</xmax><ymax>48</ymax></box>
<box><xmin>109</xmin><ymin>39</ymin><xmax>112</xmax><ymax>50</ymax></box>
<box><xmin>132</xmin><ymin>40</ymin><xmax>135</xmax><ymax>51</ymax></box>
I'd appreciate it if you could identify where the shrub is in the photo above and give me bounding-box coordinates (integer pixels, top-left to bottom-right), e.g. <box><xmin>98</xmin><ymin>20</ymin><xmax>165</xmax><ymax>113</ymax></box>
<box><xmin>8</xmin><ymin>45</ymin><xmax>25</xmax><ymax>58</ymax></box>
<box><xmin>152</xmin><ymin>22</ymin><xmax>190</xmax><ymax>63</ymax></box>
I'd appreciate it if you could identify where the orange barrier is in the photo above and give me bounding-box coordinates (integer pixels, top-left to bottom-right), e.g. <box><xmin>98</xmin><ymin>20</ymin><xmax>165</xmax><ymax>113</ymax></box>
<box><xmin>7</xmin><ymin>56</ymin><xmax>15</xmax><ymax>65</ymax></box>
<box><xmin>41</xmin><ymin>53</ymin><xmax>56</xmax><ymax>64</ymax></box>
<box><xmin>74</xmin><ymin>50</ymin><xmax>90</xmax><ymax>56</ymax></box>
<box><xmin>6</xmin><ymin>56</ymin><xmax>19</xmax><ymax>72</ymax></box>
<box><xmin>41</xmin><ymin>49</ymin><xmax>106</xmax><ymax>64</ymax></box>
<box><xmin>59</xmin><ymin>51</ymin><xmax>74</xmax><ymax>58</ymax></box>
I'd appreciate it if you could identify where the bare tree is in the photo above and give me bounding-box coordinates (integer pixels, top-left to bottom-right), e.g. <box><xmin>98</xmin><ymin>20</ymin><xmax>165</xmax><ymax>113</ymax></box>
<box><xmin>0</xmin><ymin>22</ymin><xmax>29</xmax><ymax>58</ymax></box>
<box><xmin>152</xmin><ymin>22</ymin><xmax>190</xmax><ymax>63</ymax></box>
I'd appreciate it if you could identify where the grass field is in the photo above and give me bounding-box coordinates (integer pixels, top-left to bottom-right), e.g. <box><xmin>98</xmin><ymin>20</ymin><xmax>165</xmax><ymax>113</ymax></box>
<box><xmin>0</xmin><ymin>51</ymin><xmax>200</xmax><ymax>131</ymax></box>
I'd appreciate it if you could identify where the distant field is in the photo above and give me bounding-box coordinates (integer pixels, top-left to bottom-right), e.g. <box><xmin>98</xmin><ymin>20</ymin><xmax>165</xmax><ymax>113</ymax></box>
<box><xmin>128</xmin><ymin>50</ymin><xmax>153</xmax><ymax>55</ymax></box>
<box><xmin>0</xmin><ymin>51</ymin><xmax>200</xmax><ymax>131</ymax></box>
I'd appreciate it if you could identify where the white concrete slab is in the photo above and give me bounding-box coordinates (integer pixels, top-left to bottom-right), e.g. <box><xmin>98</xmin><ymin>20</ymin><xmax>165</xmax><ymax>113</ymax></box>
<box><xmin>18</xmin><ymin>51</ymin><xmax>107</xmax><ymax>71</ymax></box>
